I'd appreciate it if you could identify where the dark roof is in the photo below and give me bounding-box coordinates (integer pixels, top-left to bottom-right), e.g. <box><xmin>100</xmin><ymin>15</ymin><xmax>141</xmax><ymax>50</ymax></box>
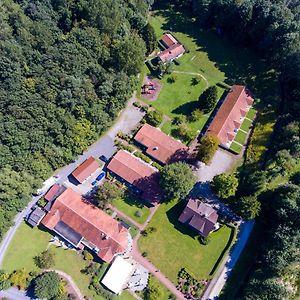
<box><xmin>54</xmin><ymin>220</ymin><xmax>82</xmax><ymax>246</ymax></box>
<box><xmin>27</xmin><ymin>207</ymin><xmax>46</xmax><ymax>227</ymax></box>
<box><xmin>134</xmin><ymin>124</ymin><xmax>188</xmax><ymax>164</ymax></box>
<box><xmin>178</xmin><ymin>199</ymin><xmax>218</xmax><ymax>237</ymax></box>
<box><xmin>71</xmin><ymin>157</ymin><xmax>99</xmax><ymax>183</ymax></box>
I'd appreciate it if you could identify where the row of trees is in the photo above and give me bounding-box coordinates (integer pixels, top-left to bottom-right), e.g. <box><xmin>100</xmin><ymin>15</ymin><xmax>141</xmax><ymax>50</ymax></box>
<box><xmin>0</xmin><ymin>0</ymin><xmax>155</xmax><ymax>239</ymax></box>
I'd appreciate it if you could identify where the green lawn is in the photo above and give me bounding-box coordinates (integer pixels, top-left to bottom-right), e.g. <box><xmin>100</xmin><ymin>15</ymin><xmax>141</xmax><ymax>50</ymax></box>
<box><xmin>234</xmin><ymin>130</ymin><xmax>248</xmax><ymax>145</ymax></box>
<box><xmin>138</xmin><ymin>200</ymin><xmax>233</xmax><ymax>283</ymax></box>
<box><xmin>112</xmin><ymin>194</ymin><xmax>150</xmax><ymax>224</ymax></box>
<box><xmin>240</xmin><ymin>118</ymin><xmax>252</xmax><ymax>132</ymax></box>
<box><xmin>230</xmin><ymin>142</ymin><xmax>243</xmax><ymax>154</ymax></box>
<box><xmin>246</xmin><ymin>107</ymin><xmax>257</xmax><ymax>120</ymax></box>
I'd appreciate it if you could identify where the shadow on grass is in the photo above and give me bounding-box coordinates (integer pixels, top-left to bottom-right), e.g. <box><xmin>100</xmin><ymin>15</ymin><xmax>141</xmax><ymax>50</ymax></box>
<box><xmin>153</xmin><ymin>9</ymin><xmax>279</xmax><ymax>107</ymax></box>
<box><xmin>172</xmin><ymin>100</ymin><xmax>198</xmax><ymax>115</ymax></box>
<box><xmin>165</xmin><ymin>200</ymin><xmax>199</xmax><ymax>239</ymax></box>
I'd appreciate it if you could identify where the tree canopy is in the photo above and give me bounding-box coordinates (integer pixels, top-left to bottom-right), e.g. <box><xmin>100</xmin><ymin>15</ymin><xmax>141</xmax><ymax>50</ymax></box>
<box><xmin>0</xmin><ymin>0</ymin><xmax>150</xmax><ymax>239</ymax></box>
<box><xmin>160</xmin><ymin>162</ymin><xmax>196</xmax><ymax>200</ymax></box>
<box><xmin>211</xmin><ymin>173</ymin><xmax>238</xmax><ymax>199</ymax></box>
<box><xmin>197</xmin><ymin>135</ymin><xmax>219</xmax><ymax>164</ymax></box>
<box><xmin>198</xmin><ymin>86</ymin><xmax>218</xmax><ymax>113</ymax></box>
<box><xmin>34</xmin><ymin>271</ymin><xmax>60</xmax><ymax>299</ymax></box>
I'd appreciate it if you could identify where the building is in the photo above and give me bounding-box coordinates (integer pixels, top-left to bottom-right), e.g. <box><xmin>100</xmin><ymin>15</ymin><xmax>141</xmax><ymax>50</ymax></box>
<box><xmin>161</xmin><ymin>33</ymin><xmax>178</xmax><ymax>48</ymax></box>
<box><xmin>106</xmin><ymin>150</ymin><xmax>161</xmax><ymax>205</ymax></box>
<box><xmin>101</xmin><ymin>256</ymin><xmax>134</xmax><ymax>294</ymax></box>
<box><xmin>42</xmin><ymin>188</ymin><xmax>128</xmax><ymax>262</ymax></box>
<box><xmin>43</xmin><ymin>184</ymin><xmax>66</xmax><ymax>212</ymax></box>
<box><xmin>26</xmin><ymin>207</ymin><xmax>46</xmax><ymax>227</ymax></box>
<box><xmin>134</xmin><ymin>123</ymin><xmax>188</xmax><ymax>164</ymax></box>
<box><xmin>178</xmin><ymin>199</ymin><xmax>218</xmax><ymax>237</ymax></box>
<box><xmin>206</xmin><ymin>85</ymin><xmax>254</xmax><ymax>147</ymax></box>
<box><xmin>71</xmin><ymin>156</ymin><xmax>99</xmax><ymax>184</ymax></box>
<box><xmin>158</xmin><ymin>43</ymin><xmax>185</xmax><ymax>63</ymax></box>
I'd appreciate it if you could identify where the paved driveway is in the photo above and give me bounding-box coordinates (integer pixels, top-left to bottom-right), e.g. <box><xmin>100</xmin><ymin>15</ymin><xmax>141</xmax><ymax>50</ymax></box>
<box><xmin>0</xmin><ymin>287</ymin><xmax>35</xmax><ymax>300</ymax></box>
<box><xmin>195</xmin><ymin>149</ymin><xmax>237</xmax><ymax>182</ymax></box>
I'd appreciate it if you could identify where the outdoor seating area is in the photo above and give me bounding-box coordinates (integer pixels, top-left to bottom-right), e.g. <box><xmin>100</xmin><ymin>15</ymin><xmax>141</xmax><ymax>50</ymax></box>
<box><xmin>141</xmin><ymin>76</ymin><xmax>161</xmax><ymax>101</ymax></box>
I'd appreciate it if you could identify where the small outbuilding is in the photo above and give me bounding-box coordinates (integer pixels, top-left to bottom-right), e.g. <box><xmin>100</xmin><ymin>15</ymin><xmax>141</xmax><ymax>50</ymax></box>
<box><xmin>101</xmin><ymin>256</ymin><xmax>134</xmax><ymax>294</ymax></box>
<box><xmin>26</xmin><ymin>207</ymin><xmax>46</xmax><ymax>227</ymax></box>
<box><xmin>71</xmin><ymin>156</ymin><xmax>99</xmax><ymax>184</ymax></box>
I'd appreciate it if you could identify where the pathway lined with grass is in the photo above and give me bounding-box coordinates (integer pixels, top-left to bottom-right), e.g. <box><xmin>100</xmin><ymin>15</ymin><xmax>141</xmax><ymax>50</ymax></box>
<box><xmin>172</xmin><ymin>70</ymin><xmax>209</xmax><ymax>88</ymax></box>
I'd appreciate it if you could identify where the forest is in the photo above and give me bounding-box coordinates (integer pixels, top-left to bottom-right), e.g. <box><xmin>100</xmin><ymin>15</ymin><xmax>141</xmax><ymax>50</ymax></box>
<box><xmin>157</xmin><ymin>0</ymin><xmax>299</xmax><ymax>299</ymax></box>
<box><xmin>0</xmin><ymin>0</ymin><xmax>152</xmax><ymax>238</ymax></box>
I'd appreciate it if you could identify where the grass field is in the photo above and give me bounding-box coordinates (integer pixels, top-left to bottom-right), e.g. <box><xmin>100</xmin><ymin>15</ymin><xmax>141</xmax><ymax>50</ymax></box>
<box><xmin>2</xmin><ymin>223</ymin><xmax>133</xmax><ymax>300</ymax></box>
<box><xmin>112</xmin><ymin>194</ymin><xmax>150</xmax><ymax>224</ymax></box>
<box><xmin>138</xmin><ymin>200</ymin><xmax>233</xmax><ymax>283</ymax></box>
<box><xmin>246</xmin><ymin>107</ymin><xmax>257</xmax><ymax>120</ymax></box>
<box><xmin>234</xmin><ymin>130</ymin><xmax>248</xmax><ymax>145</ymax></box>
<box><xmin>230</xmin><ymin>142</ymin><xmax>243</xmax><ymax>154</ymax></box>
<box><xmin>240</xmin><ymin>118</ymin><xmax>252</xmax><ymax>132</ymax></box>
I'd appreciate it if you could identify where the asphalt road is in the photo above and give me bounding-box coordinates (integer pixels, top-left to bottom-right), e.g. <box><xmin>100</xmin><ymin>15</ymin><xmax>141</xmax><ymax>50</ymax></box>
<box><xmin>201</xmin><ymin>220</ymin><xmax>255</xmax><ymax>300</ymax></box>
<box><xmin>0</xmin><ymin>98</ymin><xmax>144</xmax><ymax>269</ymax></box>
<box><xmin>0</xmin><ymin>287</ymin><xmax>35</xmax><ymax>300</ymax></box>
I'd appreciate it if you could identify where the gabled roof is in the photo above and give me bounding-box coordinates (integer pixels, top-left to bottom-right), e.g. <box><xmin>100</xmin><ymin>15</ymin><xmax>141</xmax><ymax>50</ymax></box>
<box><xmin>27</xmin><ymin>207</ymin><xmax>46</xmax><ymax>227</ymax></box>
<box><xmin>206</xmin><ymin>85</ymin><xmax>254</xmax><ymax>145</ymax></box>
<box><xmin>71</xmin><ymin>157</ymin><xmax>99</xmax><ymax>183</ymax></box>
<box><xmin>179</xmin><ymin>199</ymin><xmax>218</xmax><ymax>237</ymax></box>
<box><xmin>44</xmin><ymin>184</ymin><xmax>65</xmax><ymax>202</ymax></box>
<box><xmin>134</xmin><ymin>124</ymin><xmax>188</xmax><ymax>164</ymax></box>
<box><xmin>161</xmin><ymin>33</ymin><xmax>178</xmax><ymax>48</ymax></box>
<box><xmin>158</xmin><ymin>43</ymin><xmax>185</xmax><ymax>63</ymax></box>
<box><xmin>106</xmin><ymin>150</ymin><xmax>161</xmax><ymax>204</ymax></box>
<box><xmin>42</xmin><ymin>188</ymin><xmax>128</xmax><ymax>262</ymax></box>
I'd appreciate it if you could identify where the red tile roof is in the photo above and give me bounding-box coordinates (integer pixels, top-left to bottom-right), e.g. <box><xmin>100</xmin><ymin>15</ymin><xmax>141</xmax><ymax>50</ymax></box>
<box><xmin>206</xmin><ymin>85</ymin><xmax>254</xmax><ymax>145</ymax></box>
<box><xmin>107</xmin><ymin>150</ymin><xmax>161</xmax><ymax>204</ymax></box>
<box><xmin>179</xmin><ymin>199</ymin><xmax>218</xmax><ymax>237</ymax></box>
<box><xmin>134</xmin><ymin>124</ymin><xmax>188</xmax><ymax>164</ymax></box>
<box><xmin>42</xmin><ymin>188</ymin><xmax>128</xmax><ymax>262</ymax></box>
<box><xmin>71</xmin><ymin>157</ymin><xmax>99</xmax><ymax>183</ymax></box>
<box><xmin>44</xmin><ymin>184</ymin><xmax>63</xmax><ymax>202</ymax></box>
<box><xmin>161</xmin><ymin>33</ymin><xmax>178</xmax><ymax>48</ymax></box>
<box><xmin>158</xmin><ymin>43</ymin><xmax>185</xmax><ymax>63</ymax></box>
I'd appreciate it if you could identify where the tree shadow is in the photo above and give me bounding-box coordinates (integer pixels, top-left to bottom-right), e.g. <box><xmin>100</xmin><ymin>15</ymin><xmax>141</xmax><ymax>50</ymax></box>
<box><xmin>166</xmin><ymin>200</ymin><xmax>199</xmax><ymax>239</ymax></box>
<box><xmin>172</xmin><ymin>100</ymin><xmax>198</xmax><ymax>115</ymax></box>
<box><xmin>167</xmin><ymin>148</ymin><xmax>190</xmax><ymax>164</ymax></box>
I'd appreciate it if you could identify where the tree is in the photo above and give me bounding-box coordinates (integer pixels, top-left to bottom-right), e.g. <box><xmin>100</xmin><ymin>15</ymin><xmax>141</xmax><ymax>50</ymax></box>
<box><xmin>197</xmin><ymin>135</ymin><xmax>219</xmax><ymax>164</ymax></box>
<box><xmin>198</xmin><ymin>86</ymin><xmax>218</xmax><ymax>113</ymax></box>
<box><xmin>146</xmin><ymin>110</ymin><xmax>163</xmax><ymax>127</ymax></box>
<box><xmin>240</xmin><ymin>170</ymin><xmax>267</xmax><ymax>195</ymax></box>
<box><xmin>189</xmin><ymin>109</ymin><xmax>203</xmax><ymax>122</ymax></box>
<box><xmin>94</xmin><ymin>181</ymin><xmax>123</xmax><ymax>209</ymax></box>
<box><xmin>235</xmin><ymin>195</ymin><xmax>261</xmax><ymax>220</ymax></box>
<box><xmin>173</xmin><ymin>115</ymin><xmax>186</xmax><ymax>125</ymax></box>
<box><xmin>34</xmin><ymin>249</ymin><xmax>56</xmax><ymax>269</ymax></box>
<box><xmin>83</xmin><ymin>250</ymin><xmax>93</xmax><ymax>261</ymax></box>
<box><xmin>211</xmin><ymin>173</ymin><xmax>239</xmax><ymax>199</ymax></box>
<box><xmin>160</xmin><ymin>162</ymin><xmax>196</xmax><ymax>200</ymax></box>
<box><xmin>34</xmin><ymin>271</ymin><xmax>60</xmax><ymax>299</ymax></box>
<box><xmin>142</xmin><ymin>23</ymin><xmax>157</xmax><ymax>55</ymax></box>
<box><xmin>174</xmin><ymin>124</ymin><xmax>197</xmax><ymax>142</ymax></box>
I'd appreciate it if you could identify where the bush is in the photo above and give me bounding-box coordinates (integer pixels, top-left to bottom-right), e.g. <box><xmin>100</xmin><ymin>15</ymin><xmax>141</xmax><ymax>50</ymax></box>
<box><xmin>37</xmin><ymin>198</ymin><xmax>47</xmax><ymax>208</ymax></box>
<box><xmin>198</xmin><ymin>235</ymin><xmax>211</xmax><ymax>245</ymax></box>
<box><xmin>146</xmin><ymin>110</ymin><xmax>164</xmax><ymax>127</ymax></box>
<box><xmin>198</xmin><ymin>86</ymin><xmax>218</xmax><ymax>113</ymax></box>
<box><xmin>191</xmin><ymin>77</ymin><xmax>200</xmax><ymax>86</ymax></box>
<box><xmin>167</xmin><ymin>75</ymin><xmax>177</xmax><ymax>84</ymax></box>
<box><xmin>189</xmin><ymin>109</ymin><xmax>203</xmax><ymax>122</ymax></box>
<box><xmin>134</xmin><ymin>210</ymin><xmax>143</xmax><ymax>218</ymax></box>
<box><xmin>173</xmin><ymin>115</ymin><xmax>186</xmax><ymax>125</ymax></box>
<box><xmin>34</xmin><ymin>249</ymin><xmax>56</xmax><ymax>269</ymax></box>
<box><xmin>173</xmin><ymin>124</ymin><xmax>197</xmax><ymax>142</ymax></box>
<box><xmin>197</xmin><ymin>135</ymin><xmax>219</xmax><ymax>164</ymax></box>
<box><xmin>83</xmin><ymin>250</ymin><xmax>93</xmax><ymax>261</ymax></box>
<box><xmin>142</xmin><ymin>251</ymin><xmax>148</xmax><ymax>257</ymax></box>
<box><xmin>211</xmin><ymin>173</ymin><xmax>239</xmax><ymax>199</ymax></box>
<box><xmin>151</xmin><ymin>161</ymin><xmax>163</xmax><ymax>171</ymax></box>
<box><xmin>0</xmin><ymin>271</ymin><xmax>11</xmax><ymax>290</ymax></box>
<box><xmin>173</xmin><ymin>59</ymin><xmax>181</xmax><ymax>65</ymax></box>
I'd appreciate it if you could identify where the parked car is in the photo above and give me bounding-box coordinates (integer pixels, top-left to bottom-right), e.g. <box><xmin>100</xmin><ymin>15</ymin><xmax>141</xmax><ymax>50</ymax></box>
<box><xmin>99</xmin><ymin>155</ymin><xmax>108</xmax><ymax>163</ymax></box>
<box><xmin>96</xmin><ymin>171</ymin><xmax>105</xmax><ymax>181</ymax></box>
<box><xmin>91</xmin><ymin>180</ymin><xmax>97</xmax><ymax>186</ymax></box>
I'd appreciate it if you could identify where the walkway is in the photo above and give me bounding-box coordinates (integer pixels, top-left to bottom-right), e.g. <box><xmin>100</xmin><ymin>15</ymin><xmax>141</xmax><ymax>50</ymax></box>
<box><xmin>173</xmin><ymin>70</ymin><xmax>209</xmax><ymax>88</ymax></box>
<box><xmin>131</xmin><ymin>205</ymin><xmax>186</xmax><ymax>300</ymax></box>
<box><xmin>109</xmin><ymin>204</ymin><xmax>142</xmax><ymax>229</ymax></box>
<box><xmin>201</xmin><ymin>221</ymin><xmax>255</xmax><ymax>300</ymax></box>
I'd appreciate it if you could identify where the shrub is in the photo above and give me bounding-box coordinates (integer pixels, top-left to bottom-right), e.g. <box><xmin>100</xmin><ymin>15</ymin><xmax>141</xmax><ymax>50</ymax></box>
<box><xmin>134</xmin><ymin>210</ymin><xmax>143</xmax><ymax>218</ymax></box>
<box><xmin>173</xmin><ymin>124</ymin><xmax>197</xmax><ymax>142</ymax></box>
<box><xmin>37</xmin><ymin>198</ymin><xmax>47</xmax><ymax>208</ymax></box>
<box><xmin>191</xmin><ymin>77</ymin><xmax>200</xmax><ymax>86</ymax></box>
<box><xmin>173</xmin><ymin>59</ymin><xmax>181</xmax><ymax>65</ymax></box>
<box><xmin>167</xmin><ymin>75</ymin><xmax>177</xmax><ymax>84</ymax></box>
<box><xmin>0</xmin><ymin>271</ymin><xmax>11</xmax><ymax>290</ymax></box>
<box><xmin>133</xmin><ymin>151</ymin><xmax>152</xmax><ymax>163</ymax></box>
<box><xmin>83</xmin><ymin>250</ymin><xmax>93</xmax><ymax>261</ymax></box>
<box><xmin>211</xmin><ymin>173</ymin><xmax>239</xmax><ymax>199</ymax></box>
<box><xmin>151</xmin><ymin>161</ymin><xmax>163</xmax><ymax>171</ymax></box>
<box><xmin>189</xmin><ymin>109</ymin><xmax>203</xmax><ymax>122</ymax></box>
<box><xmin>146</xmin><ymin>110</ymin><xmax>163</xmax><ymax>127</ymax></box>
<box><xmin>173</xmin><ymin>115</ymin><xmax>186</xmax><ymax>125</ymax></box>
<box><xmin>142</xmin><ymin>251</ymin><xmax>148</xmax><ymax>257</ymax></box>
<box><xmin>34</xmin><ymin>249</ymin><xmax>56</xmax><ymax>269</ymax></box>
<box><xmin>198</xmin><ymin>235</ymin><xmax>211</xmax><ymax>245</ymax></box>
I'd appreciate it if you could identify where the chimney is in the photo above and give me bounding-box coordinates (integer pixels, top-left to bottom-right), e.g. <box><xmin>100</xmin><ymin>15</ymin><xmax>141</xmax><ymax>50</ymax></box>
<box><xmin>153</xmin><ymin>146</ymin><xmax>158</xmax><ymax>151</ymax></box>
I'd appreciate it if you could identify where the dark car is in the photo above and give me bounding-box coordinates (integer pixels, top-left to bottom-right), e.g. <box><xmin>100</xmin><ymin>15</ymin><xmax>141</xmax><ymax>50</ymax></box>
<box><xmin>99</xmin><ymin>155</ymin><xmax>108</xmax><ymax>163</ymax></box>
<box><xmin>96</xmin><ymin>171</ymin><xmax>105</xmax><ymax>181</ymax></box>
